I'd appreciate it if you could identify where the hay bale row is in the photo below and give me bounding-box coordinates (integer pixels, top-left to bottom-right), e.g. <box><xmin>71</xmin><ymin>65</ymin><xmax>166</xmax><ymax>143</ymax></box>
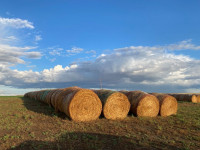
<box><xmin>25</xmin><ymin>88</ymin><xmax>131</xmax><ymax>120</ymax></box>
<box><xmin>120</xmin><ymin>91</ymin><xmax>178</xmax><ymax>117</ymax></box>
<box><xmin>93</xmin><ymin>90</ymin><xmax>130</xmax><ymax>120</ymax></box>
<box><xmin>24</xmin><ymin>87</ymin><xmax>102</xmax><ymax>122</ymax></box>
<box><xmin>168</xmin><ymin>94</ymin><xmax>199</xmax><ymax>103</ymax></box>
<box><xmin>24</xmin><ymin>88</ymin><xmax>182</xmax><ymax>120</ymax></box>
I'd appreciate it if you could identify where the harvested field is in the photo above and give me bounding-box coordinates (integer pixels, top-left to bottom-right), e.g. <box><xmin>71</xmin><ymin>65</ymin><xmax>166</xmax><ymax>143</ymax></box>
<box><xmin>0</xmin><ymin>96</ymin><xmax>199</xmax><ymax>150</ymax></box>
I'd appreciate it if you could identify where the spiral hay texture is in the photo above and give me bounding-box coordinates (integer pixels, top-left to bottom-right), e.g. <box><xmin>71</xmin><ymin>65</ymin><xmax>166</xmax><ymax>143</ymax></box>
<box><xmin>124</xmin><ymin>91</ymin><xmax>159</xmax><ymax>117</ymax></box>
<box><xmin>24</xmin><ymin>87</ymin><xmax>102</xmax><ymax>122</ymax></box>
<box><xmin>58</xmin><ymin>87</ymin><xmax>102</xmax><ymax>122</ymax></box>
<box><xmin>151</xmin><ymin>93</ymin><xmax>178</xmax><ymax>116</ymax></box>
<box><xmin>94</xmin><ymin>90</ymin><xmax>130</xmax><ymax>120</ymax></box>
<box><xmin>169</xmin><ymin>94</ymin><xmax>198</xmax><ymax>103</ymax></box>
<box><xmin>197</xmin><ymin>95</ymin><xmax>200</xmax><ymax>103</ymax></box>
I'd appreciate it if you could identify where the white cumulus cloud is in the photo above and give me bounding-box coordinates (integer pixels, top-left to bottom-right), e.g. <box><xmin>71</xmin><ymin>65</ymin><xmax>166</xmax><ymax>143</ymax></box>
<box><xmin>0</xmin><ymin>44</ymin><xmax>42</xmax><ymax>66</ymax></box>
<box><xmin>0</xmin><ymin>17</ymin><xmax>34</xmax><ymax>29</ymax></box>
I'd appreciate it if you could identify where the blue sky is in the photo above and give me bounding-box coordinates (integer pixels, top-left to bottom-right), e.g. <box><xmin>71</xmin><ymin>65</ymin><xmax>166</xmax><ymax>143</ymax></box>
<box><xmin>0</xmin><ymin>0</ymin><xmax>200</xmax><ymax>95</ymax></box>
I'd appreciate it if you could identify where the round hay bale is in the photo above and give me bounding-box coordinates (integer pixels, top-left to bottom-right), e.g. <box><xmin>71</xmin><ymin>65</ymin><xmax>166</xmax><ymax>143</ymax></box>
<box><xmin>24</xmin><ymin>93</ymin><xmax>28</xmax><ymax>97</ymax></box>
<box><xmin>191</xmin><ymin>95</ymin><xmax>198</xmax><ymax>103</ymax></box>
<box><xmin>151</xmin><ymin>93</ymin><xmax>178</xmax><ymax>116</ymax></box>
<box><xmin>126</xmin><ymin>91</ymin><xmax>159</xmax><ymax>117</ymax></box>
<box><xmin>41</xmin><ymin>90</ymin><xmax>52</xmax><ymax>103</ymax></box>
<box><xmin>169</xmin><ymin>94</ymin><xmax>197</xmax><ymax>103</ymax></box>
<box><xmin>39</xmin><ymin>90</ymin><xmax>47</xmax><ymax>102</ymax></box>
<box><xmin>57</xmin><ymin>87</ymin><xmax>102</xmax><ymax>122</ymax></box>
<box><xmin>56</xmin><ymin>87</ymin><xmax>80</xmax><ymax>112</ymax></box>
<box><xmin>45</xmin><ymin>89</ymin><xmax>58</xmax><ymax>106</ymax></box>
<box><xmin>51</xmin><ymin>89</ymin><xmax>63</xmax><ymax>110</ymax></box>
<box><xmin>36</xmin><ymin>91</ymin><xmax>43</xmax><ymax>101</ymax></box>
<box><xmin>196</xmin><ymin>95</ymin><xmax>200</xmax><ymax>103</ymax></box>
<box><xmin>94</xmin><ymin>90</ymin><xmax>130</xmax><ymax>120</ymax></box>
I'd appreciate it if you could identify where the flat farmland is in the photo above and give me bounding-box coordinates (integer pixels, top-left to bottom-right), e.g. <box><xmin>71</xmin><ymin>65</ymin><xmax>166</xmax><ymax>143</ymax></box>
<box><xmin>0</xmin><ymin>96</ymin><xmax>199</xmax><ymax>150</ymax></box>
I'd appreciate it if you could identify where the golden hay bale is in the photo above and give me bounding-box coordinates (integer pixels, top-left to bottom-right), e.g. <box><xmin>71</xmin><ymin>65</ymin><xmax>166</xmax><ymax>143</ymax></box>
<box><xmin>56</xmin><ymin>87</ymin><xmax>102</xmax><ymax>122</ymax></box>
<box><xmin>169</xmin><ymin>94</ymin><xmax>197</xmax><ymax>103</ymax></box>
<box><xmin>196</xmin><ymin>95</ymin><xmax>200</xmax><ymax>103</ymax></box>
<box><xmin>191</xmin><ymin>95</ymin><xmax>198</xmax><ymax>103</ymax></box>
<box><xmin>56</xmin><ymin>87</ymin><xmax>80</xmax><ymax>112</ymax></box>
<box><xmin>51</xmin><ymin>89</ymin><xmax>63</xmax><ymax>109</ymax></box>
<box><xmin>151</xmin><ymin>93</ymin><xmax>178</xmax><ymax>116</ymax></box>
<box><xmin>45</xmin><ymin>89</ymin><xmax>57</xmax><ymax>105</ymax></box>
<box><xmin>125</xmin><ymin>91</ymin><xmax>159</xmax><ymax>117</ymax></box>
<box><xmin>94</xmin><ymin>90</ymin><xmax>130</xmax><ymax>120</ymax></box>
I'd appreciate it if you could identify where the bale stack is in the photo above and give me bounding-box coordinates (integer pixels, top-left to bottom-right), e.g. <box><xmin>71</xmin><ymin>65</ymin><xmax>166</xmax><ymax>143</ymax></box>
<box><xmin>57</xmin><ymin>87</ymin><xmax>102</xmax><ymax>121</ymax></box>
<box><xmin>124</xmin><ymin>91</ymin><xmax>159</xmax><ymax>117</ymax></box>
<box><xmin>151</xmin><ymin>93</ymin><xmax>178</xmax><ymax>116</ymax></box>
<box><xmin>169</xmin><ymin>94</ymin><xmax>198</xmax><ymax>103</ymax></box>
<box><xmin>93</xmin><ymin>90</ymin><xmax>130</xmax><ymax>120</ymax></box>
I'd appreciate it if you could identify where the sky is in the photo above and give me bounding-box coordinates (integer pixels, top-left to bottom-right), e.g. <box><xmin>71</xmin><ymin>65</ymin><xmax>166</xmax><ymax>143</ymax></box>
<box><xmin>0</xmin><ymin>0</ymin><xmax>200</xmax><ymax>95</ymax></box>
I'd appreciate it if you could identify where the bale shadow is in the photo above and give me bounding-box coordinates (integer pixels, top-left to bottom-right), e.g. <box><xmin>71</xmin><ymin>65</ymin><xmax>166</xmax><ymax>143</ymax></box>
<box><xmin>8</xmin><ymin>131</ymin><xmax>179</xmax><ymax>150</ymax></box>
<box><xmin>21</xmin><ymin>97</ymin><xmax>69</xmax><ymax>120</ymax></box>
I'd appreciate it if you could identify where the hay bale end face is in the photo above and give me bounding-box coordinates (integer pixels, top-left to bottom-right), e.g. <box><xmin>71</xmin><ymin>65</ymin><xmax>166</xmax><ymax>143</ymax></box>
<box><xmin>191</xmin><ymin>95</ymin><xmax>198</xmax><ymax>103</ymax></box>
<box><xmin>60</xmin><ymin>87</ymin><xmax>102</xmax><ymax>122</ymax></box>
<box><xmin>151</xmin><ymin>93</ymin><xmax>178</xmax><ymax>116</ymax></box>
<box><xmin>196</xmin><ymin>95</ymin><xmax>200</xmax><ymax>103</ymax></box>
<box><xmin>94</xmin><ymin>90</ymin><xmax>130</xmax><ymax>120</ymax></box>
<box><xmin>126</xmin><ymin>91</ymin><xmax>159</xmax><ymax>117</ymax></box>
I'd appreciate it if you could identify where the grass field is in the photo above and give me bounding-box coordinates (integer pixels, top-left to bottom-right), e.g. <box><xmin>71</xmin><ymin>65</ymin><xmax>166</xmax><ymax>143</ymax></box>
<box><xmin>0</xmin><ymin>96</ymin><xmax>199</xmax><ymax>150</ymax></box>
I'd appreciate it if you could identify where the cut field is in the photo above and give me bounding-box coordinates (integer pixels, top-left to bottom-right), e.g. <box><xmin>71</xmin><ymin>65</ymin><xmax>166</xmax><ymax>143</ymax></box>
<box><xmin>0</xmin><ymin>96</ymin><xmax>199</xmax><ymax>150</ymax></box>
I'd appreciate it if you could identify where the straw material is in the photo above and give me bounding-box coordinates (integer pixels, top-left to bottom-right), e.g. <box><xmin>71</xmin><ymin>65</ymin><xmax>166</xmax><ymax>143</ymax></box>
<box><xmin>151</xmin><ymin>93</ymin><xmax>178</xmax><ymax>116</ymax></box>
<box><xmin>191</xmin><ymin>95</ymin><xmax>198</xmax><ymax>103</ymax></box>
<box><xmin>94</xmin><ymin>90</ymin><xmax>130</xmax><ymax>120</ymax></box>
<box><xmin>57</xmin><ymin>87</ymin><xmax>102</xmax><ymax>121</ymax></box>
<box><xmin>24</xmin><ymin>87</ymin><xmax>102</xmax><ymax>121</ymax></box>
<box><xmin>55</xmin><ymin>87</ymin><xmax>80</xmax><ymax>112</ymax></box>
<box><xmin>197</xmin><ymin>95</ymin><xmax>200</xmax><ymax>103</ymax></box>
<box><xmin>51</xmin><ymin>89</ymin><xmax>63</xmax><ymax>111</ymax></box>
<box><xmin>45</xmin><ymin>89</ymin><xmax>57</xmax><ymax>106</ymax></box>
<box><xmin>125</xmin><ymin>91</ymin><xmax>159</xmax><ymax>117</ymax></box>
<box><xmin>169</xmin><ymin>94</ymin><xmax>198</xmax><ymax>103</ymax></box>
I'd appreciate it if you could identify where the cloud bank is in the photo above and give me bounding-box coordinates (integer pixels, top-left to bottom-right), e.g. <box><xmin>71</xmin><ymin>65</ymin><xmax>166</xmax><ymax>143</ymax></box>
<box><xmin>0</xmin><ymin>17</ymin><xmax>42</xmax><ymax>66</ymax></box>
<box><xmin>0</xmin><ymin>40</ymin><xmax>200</xmax><ymax>93</ymax></box>
<box><xmin>0</xmin><ymin>16</ymin><xmax>200</xmax><ymax>93</ymax></box>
